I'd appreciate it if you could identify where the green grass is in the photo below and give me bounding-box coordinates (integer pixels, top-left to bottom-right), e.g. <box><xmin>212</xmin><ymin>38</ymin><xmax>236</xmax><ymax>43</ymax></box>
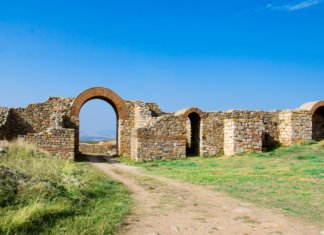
<box><xmin>80</xmin><ymin>141</ymin><xmax>99</xmax><ymax>144</ymax></box>
<box><xmin>119</xmin><ymin>140</ymin><xmax>324</xmax><ymax>223</ymax></box>
<box><xmin>0</xmin><ymin>143</ymin><xmax>131</xmax><ymax>235</ymax></box>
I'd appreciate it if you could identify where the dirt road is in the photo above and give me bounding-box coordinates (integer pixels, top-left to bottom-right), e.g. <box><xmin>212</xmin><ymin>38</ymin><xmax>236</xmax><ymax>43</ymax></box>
<box><xmin>88</xmin><ymin>155</ymin><xmax>323</xmax><ymax>235</ymax></box>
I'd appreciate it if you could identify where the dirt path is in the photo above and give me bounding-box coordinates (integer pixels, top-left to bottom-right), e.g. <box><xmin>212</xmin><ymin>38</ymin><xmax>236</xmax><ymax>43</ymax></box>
<box><xmin>88</xmin><ymin>155</ymin><xmax>323</xmax><ymax>235</ymax></box>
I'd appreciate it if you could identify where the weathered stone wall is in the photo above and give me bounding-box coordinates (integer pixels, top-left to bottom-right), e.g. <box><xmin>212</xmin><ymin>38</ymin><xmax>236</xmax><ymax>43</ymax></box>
<box><xmin>224</xmin><ymin>119</ymin><xmax>264</xmax><ymax>156</ymax></box>
<box><xmin>200</xmin><ymin>112</ymin><xmax>224</xmax><ymax>157</ymax></box>
<box><xmin>131</xmin><ymin>114</ymin><xmax>186</xmax><ymax>162</ymax></box>
<box><xmin>13</xmin><ymin>97</ymin><xmax>73</xmax><ymax>134</ymax></box>
<box><xmin>0</xmin><ymin>87</ymin><xmax>322</xmax><ymax>161</ymax></box>
<box><xmin>0</xmin><ymin>108</ymin><xmax>12</xmax><ymax>140</ymax></box>
<box><xmin>18</xmin><ymin>128</ymin><xmax>75</xmax><ymax>159</ymax></box>
<box><xmin>79</xmin><ymin>141</ymin><xmax>117</xmax><ymax>155</ymax></box>
<box><xmin>200</xmin><ymin>110</ymin><xmax>279</xmax><ymax>157</ymax></box>
<box><xmin>279</xmin><ymin>110</ymin><xmax>312</xmax><ymax>145</ymax></box>
<box><xmin>1</xmin><ymin>99</ymin><xmax>75</xmax><ymax>159</ymax></box>
<box><xmin>125</xmin><ymin>100</ymin><xmax>170</xmax><ymax>159</ymax></box>
<box><xmin>0</xmin><ymin>97</ymin><xmax>74</xmax><ymax>139</ymax></box>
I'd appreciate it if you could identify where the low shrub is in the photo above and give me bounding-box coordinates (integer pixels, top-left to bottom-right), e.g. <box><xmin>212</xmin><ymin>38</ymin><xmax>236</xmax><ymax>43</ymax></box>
<box><xmin>255</xmin><ymin>154</ymin><xmax>271</xmax><ymax>158</ymax></box>
<box><xmin>209</xmin><ymin>164</ymin><xmax>219</xmax><ymax>167</ymax></box>
<box><xmin>254</xmin><ymin>166</ymin><xmax>266</xmax><ymax>170</ymax></box>
<box><xmin>294</xmin><ymin>155</ymin><xmax>318</xmax><ymax>160</ymax></box>
<box><xmin>169</xmin><ymin>162</ymin><xmax>197</xmax><ymax>167</ymax></box>
<box><xmin>305</xmin><ymin>168</ymin><xmax>324</xmax><ymax>175</ymax></box>
<box><xmin>282</xmin><ymin>146</ymin><xmax>312</xmax><ymax>153</ymax></box>
<box><xmin>310</xmin><ymin>159</ymin><xmax>324</xmax><ymax>162</ymax></box>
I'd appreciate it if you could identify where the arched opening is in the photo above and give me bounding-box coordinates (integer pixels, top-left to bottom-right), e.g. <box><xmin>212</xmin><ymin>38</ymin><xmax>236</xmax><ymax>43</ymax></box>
<box><xmin>71</xmin><ymin>87</ymin><xmax>129</xmax><ymax>155</ymax></box>
<box><xmin>79</xmin><ymin>99</ymin><xmax>117</xmax><ymax>155</ymax></box>
<box><xmin>299</xmin><ymin>101</ymin><xmax>324</xmax><ymax>142</ymax></box>
<box><xmin>312</xmin><ymin>106</ymin><xmax>324</xmax><ymax>141</ymax></box>
<box><xmin>186</xmin><ymin>112</ymin><xmax>201</xmax><ymax>156</ymax></box>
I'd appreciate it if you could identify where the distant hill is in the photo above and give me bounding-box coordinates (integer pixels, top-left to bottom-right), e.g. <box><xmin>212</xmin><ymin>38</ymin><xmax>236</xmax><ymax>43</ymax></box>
<box><xmin>80</xmin><ymin>130</ymin><xmax>116</xmax><ymax>142</ymax></box>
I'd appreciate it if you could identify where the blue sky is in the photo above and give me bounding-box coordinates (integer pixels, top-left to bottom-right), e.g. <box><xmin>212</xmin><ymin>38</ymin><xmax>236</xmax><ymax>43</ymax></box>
<box><xmin>0</xmin><ymin>0</ymin><xmax>323</xmax><ymax>137</ymax></box>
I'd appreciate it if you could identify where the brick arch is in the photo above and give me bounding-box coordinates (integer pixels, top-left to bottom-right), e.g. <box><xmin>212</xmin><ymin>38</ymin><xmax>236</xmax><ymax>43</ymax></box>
<box><xmin>71</xmin><ymin>87</ymin><xmax>129</xmax><ymax>120</ymax></box>
<box><xmin>175</xmin><ymin>107</ymin><xmax>204</xmax><ymax>118</ymax></box>
<box><xmin>299</xmin><ymin>101</ymin><xmax>324</xmax><ymax>141</ymax></box>
<box><xmin>176</xmin><ymin>107</ymin><xmax>203</xmax><ymax>156</ymax></box>
<box><xmin>299</xmin><ymin>101</ymin><xmax>324</xmax><ymax>115</ymax></box>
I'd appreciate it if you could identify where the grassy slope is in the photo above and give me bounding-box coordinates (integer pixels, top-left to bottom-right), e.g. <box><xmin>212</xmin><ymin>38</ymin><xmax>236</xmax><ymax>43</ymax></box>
<box><xmin>0</xmin><ymin>143</ymin><xmax>131</xmax><ymax>235</ymax></box>
<box><xmin>119</xmin><ymin>140</ymin><xmax>324</xmax><ymax>223</ymax></box>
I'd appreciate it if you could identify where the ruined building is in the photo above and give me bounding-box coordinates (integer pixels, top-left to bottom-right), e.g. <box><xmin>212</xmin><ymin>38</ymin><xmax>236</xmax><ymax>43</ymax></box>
<box><xmin>0</xmin><ymin>87</ymin><xmax>323</xmax><ymax>161</ymax></box>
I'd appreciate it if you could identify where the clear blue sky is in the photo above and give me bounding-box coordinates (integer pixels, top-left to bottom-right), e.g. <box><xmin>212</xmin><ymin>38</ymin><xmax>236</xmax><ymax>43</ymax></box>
<box><xmin>0</xmin><ymin>0</ymin><xmax>323</xmax><ymax>136</ymax></box>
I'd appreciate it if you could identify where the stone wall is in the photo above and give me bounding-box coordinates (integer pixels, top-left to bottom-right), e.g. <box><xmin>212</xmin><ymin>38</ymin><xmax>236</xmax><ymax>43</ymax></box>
<box><xmin>279</xmin><ymin>110</ymin><xmax>312</xmax><ymax>145</ymax></box>
<box><xmin>117</xmin><ymin>100</ymin><xmax>167</xmax><ymax>157</ymax></box>
<box><xmin>200</xmin><ymin>112</ymin><xmax>224</xmax><ymax>157</ymax></box>
<box><xmin>200</xmin><ymin>110</ymin><xmax>279</xmax><ymax>157</ymax></box>
<box><xmin>0</xmin><ymin>87</ymin><xmax>322</xmax><ymax>161</ymax></box>
<box><xmin>126</xmin><ymin>100</ymin><xmax>166</xmax><ymax>129</ymax></box>
<box><xmin>1</xmin><ymin>100</ymin><xmax>76</xmax><ymax>159</ymax></box>
<box><xmin>12</xmin><ymin>97</ymin><xmax>74</xmax><ymax>136</ymax></box>
<box><xmin>0</xmin><ymin>108</ymin><xmax>12</xmax><ymax>140</ymax></box>
<box><xmin>224</xmin><ymin>119</ymin><xmax>264</xmax><ymax>156</ymax></box>
<box><xmin>131</xmin><ymin>114</ymin><xmax>186</xmax><ymax>161</ymax></box>
<box><xmin>125</xmin><ymin>100</ymin><xmax>172</xmax><ymax>159</ymax></box>
<box><xmin>79</xmin><ymin>143</ymin><xmax>116</xmax><ymax>155</ymax></box>
<box><xmin>18</xmin><ymin>128</ymin><xmax>75</xmax><ymax>159</ymax></box>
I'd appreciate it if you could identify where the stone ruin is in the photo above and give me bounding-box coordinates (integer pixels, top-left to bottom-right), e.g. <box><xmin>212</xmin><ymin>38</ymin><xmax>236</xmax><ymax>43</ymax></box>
<box><xmin>79</xmin><ymin>140</ymin><xmax>117</xmax><ymax>155</ymax></box>
<box><xmin>0</xmin><ymin>87</ymin><xmax>323</xmax><ymax>161</ymax></box>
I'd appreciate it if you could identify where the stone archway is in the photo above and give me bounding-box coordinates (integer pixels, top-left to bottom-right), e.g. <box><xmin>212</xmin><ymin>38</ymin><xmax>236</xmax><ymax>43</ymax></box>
<box><xmin>71</xmin><ymin>87</ymin><xmax>129</xmax><ymax>119</ymax></box>
<box><xmin>175</xmin><ymin>107</ymin><xmax>203</xmax><ymax>156</ymax></box>
<box><xmin>175</xmin><ymin>107</ymin><xmax>204</xmax><ymax>119</ymax></box>
<box><xmin>299</xmin><ymin>101</ymin><xmax>324</xmax><ymax>141</ymax></box>
<box><xmin>71</xmin><ymin>87</ymin><xmax>129</xmax><ymax>154</ymax></box>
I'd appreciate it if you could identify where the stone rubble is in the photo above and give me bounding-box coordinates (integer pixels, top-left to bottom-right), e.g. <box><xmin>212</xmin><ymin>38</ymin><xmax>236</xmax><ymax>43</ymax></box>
<box><xmin>79</xmin><ymin>140</ymin><xmax>117</xmax><ymax>155</ymax></box>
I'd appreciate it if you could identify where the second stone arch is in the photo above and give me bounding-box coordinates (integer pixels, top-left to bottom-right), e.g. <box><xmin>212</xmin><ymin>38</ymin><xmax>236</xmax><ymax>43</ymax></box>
<box><xmin>175</xmin><ymin>107</ymin><xmax>204</xmax><ymax>156</ymax></box>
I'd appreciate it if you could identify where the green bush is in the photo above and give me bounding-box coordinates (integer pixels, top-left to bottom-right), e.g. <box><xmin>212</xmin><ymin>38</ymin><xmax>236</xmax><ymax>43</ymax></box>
<box><xmin>254</xmin><ymin>166</ymin><xmax>266</xmax><ymax>170</ymax></box>
<box><xmin>294</xmin><ymin>154</ymin><xmax>317</xmax><ymax>160</ymax></box>
<box><xmin>310</xmin><ymin>159</ymin><xmax>324</xmax><ymax>162</ymax></box>
<box><xmin>282</xmin><ymin>146</ymin><xmax>312</xmax><ymax>153</ymax></box>
<box><xmin>0</xmin><ymin>166</ymin><xmax>21</xmax><ymax>207</ymax></box>
<box><xmin>305</xmin><ymin>168</ymin><xmax>324</xmax><ymax>175</ymax></box>
<box><xmin>209</xmin><ymin>164</ymin><xmax>219</xmax><ymax>167</ymax></box>
<box><xmin>169</xmin><ymin>162</ymin><xmax>197</xmax><ymax>167</ymax></box>
<box><xmin>255</xmin><ymin>154</ymin><xmax>271</xmax><ymax>158</ymax></box>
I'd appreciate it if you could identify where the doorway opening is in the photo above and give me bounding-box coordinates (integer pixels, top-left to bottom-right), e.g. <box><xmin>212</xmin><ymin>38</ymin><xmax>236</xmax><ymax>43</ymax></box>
<box><xmin>79</xmin><ymin>99</ymin><xmax>117</xmax><ymax>155</ymax></box>
<box><xmin>186</xmin><ymin>112</ymin><xmax>201</xmax><ymax>156</ymax></box>
<box><xmin>71</xmin><ymin>87</ymin><xmax>130</xmax><ymax>156</ymax></box>
<box><xmin>312</xmin><ymin>106</ymin><xmax>324</xmax><ymax>141</ymax></box>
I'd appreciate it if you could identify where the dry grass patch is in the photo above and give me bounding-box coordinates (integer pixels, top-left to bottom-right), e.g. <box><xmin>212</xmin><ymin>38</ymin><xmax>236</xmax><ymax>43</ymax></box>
<box><xmin>0</xmin><ymin>143</ymin><xmax>131</xmax><ymax>235</ymax></box>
